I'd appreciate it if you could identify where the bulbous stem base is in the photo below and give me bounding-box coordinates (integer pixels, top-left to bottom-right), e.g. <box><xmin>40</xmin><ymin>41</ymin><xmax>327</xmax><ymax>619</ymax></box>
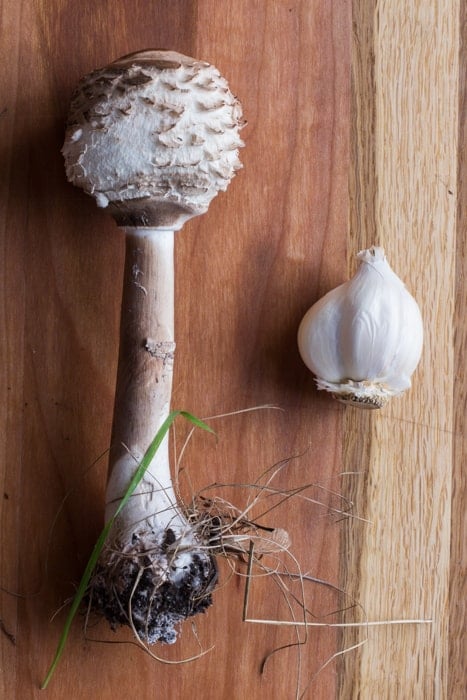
<box><xmin>91</xmin><ymin>526</ymin><xmax>217</xmax><ymax>644</ymax></box>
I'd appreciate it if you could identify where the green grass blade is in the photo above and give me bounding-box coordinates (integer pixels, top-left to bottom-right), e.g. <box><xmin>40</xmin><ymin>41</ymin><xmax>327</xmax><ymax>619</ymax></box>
<box><xmin>179</xmin><ymin>410</ymin><xmax>216</xmax><ymax>436</ymax></box>
<box><xmin>41</xmin><ymin>409</ymin><xmax>213</xmax><ymax>690</ymax></box>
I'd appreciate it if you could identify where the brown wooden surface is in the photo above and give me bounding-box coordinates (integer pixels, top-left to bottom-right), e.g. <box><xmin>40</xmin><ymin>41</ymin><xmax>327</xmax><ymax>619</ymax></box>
<box><xmin>2</xmin><ymin>2</ymin><xmax>465</xmax><ymax>699</ymax></box>
<box><xmin>0</xmin><ymin>2</ymin><xmax>350</xmax><ymax>699</ymax></box>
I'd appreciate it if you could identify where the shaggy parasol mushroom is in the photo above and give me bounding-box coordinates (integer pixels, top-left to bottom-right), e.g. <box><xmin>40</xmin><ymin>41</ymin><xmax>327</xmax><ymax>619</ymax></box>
<box><xmin>62</xmin><ymin>49</ymin><xmax>244</xmax><ymax>643</ymax></box>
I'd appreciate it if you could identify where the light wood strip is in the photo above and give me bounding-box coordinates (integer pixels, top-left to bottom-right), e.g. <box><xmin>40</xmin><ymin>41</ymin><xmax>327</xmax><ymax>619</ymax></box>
<box><xmin>340</xmin><ymin>1</ymin><xmax>460</xmax><ymax>697</ymax></box>
<box><xmin>449</xmin><ymin>2</ymin><xmax>467</xmax><ymax>696</ymax></box>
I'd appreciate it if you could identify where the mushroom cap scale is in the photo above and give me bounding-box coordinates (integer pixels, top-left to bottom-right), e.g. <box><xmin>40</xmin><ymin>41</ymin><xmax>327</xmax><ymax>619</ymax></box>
<box><xmin>62</xmin><ymin>50</ymin><xmax>245</xmax><ymax>227</ymax></box>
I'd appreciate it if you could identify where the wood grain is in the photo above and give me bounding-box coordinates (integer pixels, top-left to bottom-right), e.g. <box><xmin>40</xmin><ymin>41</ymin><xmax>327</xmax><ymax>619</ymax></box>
<box><xmin>450</xmin><ymin>2</ymin><xmax>467</xmax><ymax>696</ymax></box>
<box><xmin>2</xmin><ymin>1</ymin><xmax>464</xmax><ymax>698</ymax></box>
<box><xmin>339</xmin><ymin>1</ymin><xmax>463</xmax><ymax>698</ymax></box>
<box><xmin>0</xmin><ymin>2</ymin><xmax>351</xmax><ymax>699</ymax></box>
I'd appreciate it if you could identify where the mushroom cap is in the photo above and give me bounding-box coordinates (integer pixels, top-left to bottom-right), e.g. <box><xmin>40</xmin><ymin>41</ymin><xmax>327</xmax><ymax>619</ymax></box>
<box><xmin>62</xmin><ymin>50</ymin><xmax>245</xmax><ymax>227</ymax></box>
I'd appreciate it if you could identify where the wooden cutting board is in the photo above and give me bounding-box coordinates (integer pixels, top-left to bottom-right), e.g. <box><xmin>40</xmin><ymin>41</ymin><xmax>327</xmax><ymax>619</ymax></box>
<box><xmin>0</xmin><ymin>1</ymin><xmax>464</xmax><ymax>698</ymax></box>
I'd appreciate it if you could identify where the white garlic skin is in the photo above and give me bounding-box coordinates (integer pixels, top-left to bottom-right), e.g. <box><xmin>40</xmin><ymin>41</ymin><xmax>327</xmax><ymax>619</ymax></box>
<box><xmin>297</xmin><ymin>247</ymin><xmax>423</xmax><ymax>408</ymax></box>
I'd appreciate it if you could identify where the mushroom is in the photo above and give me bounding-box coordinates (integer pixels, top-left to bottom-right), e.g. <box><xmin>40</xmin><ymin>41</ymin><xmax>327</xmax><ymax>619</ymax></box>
<box><xmin>62</xmin><ymin>50</ymin><xmax>244</xmax><ymax>644</ymax></box>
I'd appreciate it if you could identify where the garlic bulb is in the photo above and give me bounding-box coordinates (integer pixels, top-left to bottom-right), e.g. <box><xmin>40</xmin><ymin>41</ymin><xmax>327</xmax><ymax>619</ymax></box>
<box><xmin>297</xmin><ymin>246</ymin><xmax>423</xmax><ymax>408</ymax></box>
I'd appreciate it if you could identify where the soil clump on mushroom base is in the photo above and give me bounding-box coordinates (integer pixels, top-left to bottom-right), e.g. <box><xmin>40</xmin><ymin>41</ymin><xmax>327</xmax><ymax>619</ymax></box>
<box><xmin>90</xmin><ymin>528</ymin><xmax>217</xmax><ymax>644</ymax></box>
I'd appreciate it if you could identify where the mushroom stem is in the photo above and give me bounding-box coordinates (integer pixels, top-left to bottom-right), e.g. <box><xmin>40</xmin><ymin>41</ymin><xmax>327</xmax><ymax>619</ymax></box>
<box><xmin>93</xmin><ymin>226</ymin><xmax>217</xmax><ymax>645</ymax></box>
<box><xmin>106</xmin><ymin>228</ymin><xmax>179</xmax><ymax>528</ymax></box>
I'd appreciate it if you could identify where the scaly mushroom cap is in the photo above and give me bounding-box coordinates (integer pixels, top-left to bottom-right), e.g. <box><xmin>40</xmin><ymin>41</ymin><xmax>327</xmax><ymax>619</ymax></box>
<box><xmin>62</xmin><ymin>50</ymin><xmax>245</xmax><ymax>227</ymax></box>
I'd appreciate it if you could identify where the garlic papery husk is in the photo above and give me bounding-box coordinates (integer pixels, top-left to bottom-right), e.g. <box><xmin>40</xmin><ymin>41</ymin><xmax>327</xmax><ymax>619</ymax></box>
<box><xmin>297</xmin><ymin>246</ymin><xmax>423</xmax><ymax>408</ymax></box>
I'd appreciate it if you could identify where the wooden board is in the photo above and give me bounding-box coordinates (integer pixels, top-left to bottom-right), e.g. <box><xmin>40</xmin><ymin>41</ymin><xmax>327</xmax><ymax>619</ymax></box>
<box><xmin>0</xmin><ymin>1</ymin><xmax>464</xmax><ymax>699</ymax></box>
<box><xmin>340</xmin><ymin>1</ymin><xmax>466</xmax><ymax>698</ymax></box>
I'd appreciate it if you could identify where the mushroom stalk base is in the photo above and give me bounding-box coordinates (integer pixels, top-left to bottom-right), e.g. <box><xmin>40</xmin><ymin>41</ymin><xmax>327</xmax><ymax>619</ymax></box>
<box><xmin>91</xmin><ymin>529</ymin><xmax>216</xmax><ymax>644</ymax></box>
